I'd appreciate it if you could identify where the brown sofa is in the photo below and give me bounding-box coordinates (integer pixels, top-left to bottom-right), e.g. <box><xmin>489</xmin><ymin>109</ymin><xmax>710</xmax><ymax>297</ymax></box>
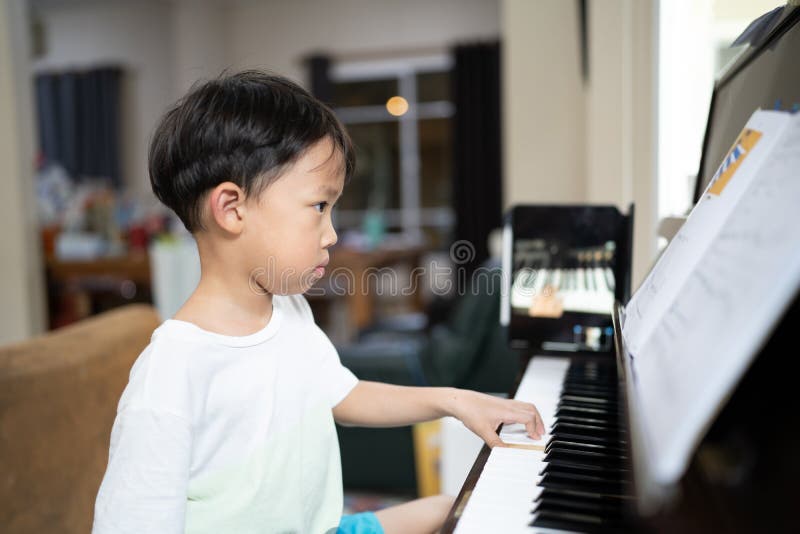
<box><xmin>0</xmin><ymin>304</ymin><xmax>160</xmax><ymax>534</ymax></box>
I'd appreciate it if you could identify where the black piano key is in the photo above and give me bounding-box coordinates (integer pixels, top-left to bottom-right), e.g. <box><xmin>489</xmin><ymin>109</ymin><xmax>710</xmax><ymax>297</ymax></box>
<box><xmin>533</xmin><ymin>499</ymin><xmax>624</xmax><ymax>520</ymax></box>
<box><xmin>531</xmin><ymin>510</ymin><xmax>627</xmax><ymax>533</ymax></box>
<box><xmin>545</xmin><ymin>457</ymin><xmax>624</xmax><ymax>473</ymax></box>
<box><xmin>540</xmin><ymin>470</ymin><xmax>631</xmax><ymax>498</ymax></box>
<box><xmin>545</xmin><ymin>440</ymin><xmax>627</xmax><ymax>458</ymax></box>
<box><xmin>562</xmin><ymin>378</ymin><xmax>616</xmax><ymax>390</ymax></box>
<box><xmin>560</xmin><ymin>394</ymin><xmax>613</xmax><ymax>405</ymax></box>
<box><xmin>539</xmin><ymin>473</ymin><xmax>626</xmax><ymax>497</ymax></box>
<box><xmin>555</xmin><ymin>414</ymin><xmax>620</xmax><ymax>428</ymax></box>
<box><xmin>556</xmin><ymin>405</ymin><xmax>618</xmax><ymax>418</ymax></box>
<box><xmin>540</xmin><ymin>462</ymin><xmax>628</xmax><ymax>480</ymax></box>
<box><xmin>551</xmin><ymin>432</ymin><xmax>620</xmax><ymax>446</ymax></box>
<box><xmin>535</xmin><ymin>487</ymin><xmax>632</xmax><ymax>506</ymax></box>
<box><xmin>552</xmin><ymin>422</ymin><xmax>620</xmax><ymax>436</ymax></box>
<box><xmin>547</xmin><ymin>436</ymin><xmax>628</xmax><ymax>452</ymax></box>
<box><xmin>561</xmin><ymin>387</ymin><xmax>616</xmax><ymax>400</ymax></box>
<box><xmin>558</xmin><ymin>400</ymin><xmax>619</xmax><ymax>415</ymax></box>
<box><xmin>544</xmin><ymin>451</ymin><xmax>625</xmax><ymax>471</ymax></box>
<box><xmin>534</xmin><ymin>493</ymin><xmax>624</xmax><ymax>519</ymax></box>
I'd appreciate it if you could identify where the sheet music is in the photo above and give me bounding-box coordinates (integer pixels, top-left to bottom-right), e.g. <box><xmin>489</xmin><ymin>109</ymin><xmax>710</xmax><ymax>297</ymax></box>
<box><xmin>622</xmin><ymin>110</ymin><xmax>800</xmax><ymax>484</ymax></box>
<box><xmin>623</xmin><ymin>110</ymin><xmax>791</xmax><ymax>355</ymax></box>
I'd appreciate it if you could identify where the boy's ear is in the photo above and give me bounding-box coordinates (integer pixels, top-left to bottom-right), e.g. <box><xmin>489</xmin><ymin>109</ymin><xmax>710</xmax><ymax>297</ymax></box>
<box><xmin>208</xmin><ymin>182</ymin><xmax>247</xmax><ymax>234</ymax></box>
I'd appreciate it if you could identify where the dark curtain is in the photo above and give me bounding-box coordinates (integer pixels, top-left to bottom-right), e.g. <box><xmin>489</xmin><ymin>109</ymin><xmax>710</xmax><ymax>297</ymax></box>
<box><xmin>307</xmin><ymin>55</ymin><xmax>333</xmax><ymax>104</ymax></box>
<box><xmin>35</xmin><ymin>66</ymin><xmax>122</xmax><ymax>187</ymax></box>
<box><xmin>451</xmin><ymin>41</ymin><xmax>503</xmax><ymax>282</ymax></box>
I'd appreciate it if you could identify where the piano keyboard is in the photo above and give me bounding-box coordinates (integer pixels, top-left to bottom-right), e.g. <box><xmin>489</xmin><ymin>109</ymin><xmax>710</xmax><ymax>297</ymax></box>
<box><xmin>455</xmin><ymin>357</ymin><xmax>631</xmax><ymax>533</ymax></box>
<box><xmin>511</xmin><ymin>268</ymin><xmax>616</xmax><ymax>315</ymax></box>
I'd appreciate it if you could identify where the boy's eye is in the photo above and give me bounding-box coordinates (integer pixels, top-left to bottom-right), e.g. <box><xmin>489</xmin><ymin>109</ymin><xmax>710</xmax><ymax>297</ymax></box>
<box><xmin>313</xmin><ymin>201</ymin><xmax>328</xmax><ymax>213</ymax></box>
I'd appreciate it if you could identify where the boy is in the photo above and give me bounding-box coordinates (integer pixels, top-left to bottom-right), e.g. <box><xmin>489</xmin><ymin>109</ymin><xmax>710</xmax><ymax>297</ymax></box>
<box><xmin>92</xmin><ymin>71</ymin><xmax>544</xmax><ymax>534</ymax></box>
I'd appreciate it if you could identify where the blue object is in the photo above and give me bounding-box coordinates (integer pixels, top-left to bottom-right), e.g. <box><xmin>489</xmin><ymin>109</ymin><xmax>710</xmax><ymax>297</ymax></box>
<box><xmin>338</xmin><ymin>512</ymin><xmax>384</xmax><ymax>534</ymax></box>
<box><xmin>362</xmin><ymin>210</ymin><xmax>385</xmax><ymax>250</ymax></box>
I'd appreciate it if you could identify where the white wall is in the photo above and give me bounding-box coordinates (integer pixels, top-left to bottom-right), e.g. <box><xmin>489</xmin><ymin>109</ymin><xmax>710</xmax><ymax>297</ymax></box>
<box><xmin>503</xmin><ymin>0</ymin><xmax>659</xmax><ymax>289</ymax></box>
<box><xmin>32</xmin><ymin>0</ymin><xmax>500</xmax><ymax>193</ymax></box>
<box><xmin>502</xmin><ymin>0</ymin><xmax>586</xmax><ymax>207</ymax></box>
<box><xmin>585</xmin><ymin>0</ymin><xmax>659</xmax><ymax>288</ymax></box>
<box><xmin>171</xmin><ymin>0</ymin><xmax>229</xmax><ymax>99</ymax></box>
<box><xmin>227</xmin><ymin>0</ymin><xmax>500</xmax><ymax>86</ymax></box>
<box><xmin>0</xmin><ymin>0</ymin><xmax>46</xmax><ymax>343</ymax></box>
<box><xmin>33</xmin><ymin>0</ymin><xmax>176</xmax><ymax>195</ymax></box>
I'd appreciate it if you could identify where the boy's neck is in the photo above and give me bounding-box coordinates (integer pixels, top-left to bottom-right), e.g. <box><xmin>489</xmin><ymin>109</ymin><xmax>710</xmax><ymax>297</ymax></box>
<box><xmin>173</xmin><ymin>256</ymin><xmax>275</xmax><ymax>337</ymax></box>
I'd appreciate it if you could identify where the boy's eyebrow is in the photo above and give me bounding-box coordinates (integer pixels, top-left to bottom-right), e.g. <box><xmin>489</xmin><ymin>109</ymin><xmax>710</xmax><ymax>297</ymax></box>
<box><xmin>315</xmin><ymin>184</ymin><xmax>342</xmax><ymax>198</ymax></box>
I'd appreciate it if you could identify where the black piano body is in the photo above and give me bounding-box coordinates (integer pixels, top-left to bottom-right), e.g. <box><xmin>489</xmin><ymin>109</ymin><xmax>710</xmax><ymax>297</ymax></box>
<box><xmin>502</xmin><ymin>204</ymin><xmax>634</xmax><ymax>354</ymax></box>
<box><xmin>442</xmin><ymin>202</ymin><xmax>800</xmax><ymax>533</ymax></box>
<box><xmin>443</xmin><ymin>278</ymin><xmax>800</xmax><ymax>534</ymax></box>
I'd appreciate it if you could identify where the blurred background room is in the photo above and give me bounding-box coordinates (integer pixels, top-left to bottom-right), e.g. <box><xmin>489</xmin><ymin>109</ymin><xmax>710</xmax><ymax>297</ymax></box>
<box><xmin>0</xmin><ymin>0</ymin><xmax>789</xmax><ymax>531</ymax></box>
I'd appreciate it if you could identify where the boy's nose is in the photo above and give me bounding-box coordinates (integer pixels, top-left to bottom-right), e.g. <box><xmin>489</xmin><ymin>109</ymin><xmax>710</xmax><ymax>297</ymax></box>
<box><xmin>322</xmin><ymin>225</ymin><xmax>338</xmax><ymax>249</ymax></box>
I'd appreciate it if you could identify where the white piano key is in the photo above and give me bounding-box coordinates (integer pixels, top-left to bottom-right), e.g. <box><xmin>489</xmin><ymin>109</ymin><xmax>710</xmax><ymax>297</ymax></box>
<box><xmin>513</xmin><ymin>265</ymin><xmax>617</xmax><ymax>315</ymax></box>
<box><xmin>604</xmin><ymin>267</ymin><xmax>615</xmax><ymax>292</ymax></box>
<box><xmin>455</xmin><ymin>452</ymin><xmax>545</xmax><ymax>533</ymax></box>
<box><xmin>455</xmin><ymin>357</ymin><xmax>573</xmax><ymax>534</ymax></box>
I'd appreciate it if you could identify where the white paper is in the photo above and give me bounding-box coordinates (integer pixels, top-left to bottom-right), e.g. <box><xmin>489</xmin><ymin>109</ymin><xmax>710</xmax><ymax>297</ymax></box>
<box><xmin>622</xmin><ymin>110</ymin><xmax>800</xmax><ymax>484</ymax></box>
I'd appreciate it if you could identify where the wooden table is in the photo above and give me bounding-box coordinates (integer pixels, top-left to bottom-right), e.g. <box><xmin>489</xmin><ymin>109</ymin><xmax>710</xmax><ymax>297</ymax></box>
<box><xmin>45</xmin><ymin>245</ymin><xmax>428</xmax><ymax>333</ymax></box>
<box><xmin>45</xmin><ymin>253</ymin><xmax>151</xmax><ymax>285</ymax></box>
<box><xmin>44</xmin><ymin>253</ymin><xmax>152</xmax><ymax>329</ymax></box>
<box><xmin>309</xmin><ymin>244</ymin><xmax>428</xmax><ymax>332</ymax></box>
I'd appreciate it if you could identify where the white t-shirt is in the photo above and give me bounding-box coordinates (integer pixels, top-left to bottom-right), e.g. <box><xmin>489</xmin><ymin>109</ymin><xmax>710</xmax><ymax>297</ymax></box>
<box><xmin>93</xmin><ymin>294</ymin><xmax>359</xmax><ymax>534</ymax></box>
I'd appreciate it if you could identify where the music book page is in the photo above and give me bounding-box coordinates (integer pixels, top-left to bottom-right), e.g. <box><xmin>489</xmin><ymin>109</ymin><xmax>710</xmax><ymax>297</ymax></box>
<box><xmin>622</xmin><ymin>109</ymin><xmax>800</xmax><ymax>484</ymax></box>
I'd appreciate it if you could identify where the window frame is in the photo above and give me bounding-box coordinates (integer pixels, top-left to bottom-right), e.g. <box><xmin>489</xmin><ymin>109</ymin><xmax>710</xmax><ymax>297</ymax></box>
<box><xmin>329</xmin><ymin>54</ymin><xmax>455</xmax><ymax>243</ymax></box>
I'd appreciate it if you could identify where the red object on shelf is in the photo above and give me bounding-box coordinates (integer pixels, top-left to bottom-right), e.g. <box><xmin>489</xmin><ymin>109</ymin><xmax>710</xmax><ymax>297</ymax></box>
<box><xmin>127</xmin><ymin>226</ymin><xmax>148</xmax><ymax>251</ymax></box>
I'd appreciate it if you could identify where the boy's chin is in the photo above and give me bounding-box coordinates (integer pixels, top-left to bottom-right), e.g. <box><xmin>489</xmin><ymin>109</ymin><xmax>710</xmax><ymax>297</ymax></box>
<box><xmin>300</xmin><ymin>275</ymin><xmax>323</xmax><ymax>291</ymax></box>
<box><xmin>272</xmin><ymin>276</ymin><xmax>323</xmax><ymax>295</ymax></box>
<box><xmin>247</xmin><ymin>271</ymin><xmax>323</xmax><ymax>296</ymax></box>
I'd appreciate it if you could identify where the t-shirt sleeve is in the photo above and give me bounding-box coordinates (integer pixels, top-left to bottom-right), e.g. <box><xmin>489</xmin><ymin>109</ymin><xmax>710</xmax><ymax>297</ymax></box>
<box><xmin>323</xmin><ymin>348</ymin><xmax>359</xmax><ymax>407</ymax></box>
<box><xmin>290</xmin><ymin>293</ymin><xmax>359</xmax><ymax>407</ymax></box>
<box><xmin>92</xmin><ymin>408</ymin><xmax>192</xmax><ymax>534</ymax></box>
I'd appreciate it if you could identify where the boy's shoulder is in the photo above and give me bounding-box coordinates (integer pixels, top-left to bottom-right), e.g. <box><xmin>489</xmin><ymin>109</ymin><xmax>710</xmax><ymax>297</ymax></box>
<box><xmin>128</xmin><ymin>293</ymin><xmax>316</xmax><ymax>378</ymax></box>
<box><xmin>117</xmin><ymin>330</ymin><xmax>196</xmax><ymax>418</ymax></box>
<box><xmin>278</xmin><ymin>292</ymin><xmax>314</xmax><ymax>323</ymax></box>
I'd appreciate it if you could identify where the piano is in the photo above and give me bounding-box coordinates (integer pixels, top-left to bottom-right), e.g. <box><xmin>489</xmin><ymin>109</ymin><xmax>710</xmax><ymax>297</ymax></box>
<box><xmin>443</xmin><ymin>7</ymin><xmax>800</xmax><ymax>532</ymax></box>
<box><xmin>442</xmin><ymin>204</ymin><xmax>636</xmax><ymax>533</ymax></box>
<box><xmin>444</xmin><ymin>300</ymin><xmax>800</xmax><ymax>533</ymax></box>
<box><xmin>502</xmin><ymin>205</ymin><xmax>633</xmax><ymax>354</ymax></box>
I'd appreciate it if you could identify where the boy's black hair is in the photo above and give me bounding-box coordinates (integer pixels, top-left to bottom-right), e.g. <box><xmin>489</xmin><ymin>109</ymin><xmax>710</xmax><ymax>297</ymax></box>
<box><xmin>149</xmin><ymin>70</ymin><xmax>354</xmax><ymax>232</ymax></box>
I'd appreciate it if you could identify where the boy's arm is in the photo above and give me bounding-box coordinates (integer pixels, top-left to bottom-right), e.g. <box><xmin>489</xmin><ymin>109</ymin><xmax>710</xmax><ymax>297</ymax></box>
<box><xmin>332</xmin><ymin>381</ymin><xmax>544</xmax><ymax>447</ymax></box>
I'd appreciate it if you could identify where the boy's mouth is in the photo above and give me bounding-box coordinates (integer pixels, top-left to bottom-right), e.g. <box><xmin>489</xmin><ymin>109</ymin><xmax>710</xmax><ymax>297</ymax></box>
<box><xmin>313</xmin><ymin>258</ymin><xmax>329</xmax><ymax>277</ymax></box>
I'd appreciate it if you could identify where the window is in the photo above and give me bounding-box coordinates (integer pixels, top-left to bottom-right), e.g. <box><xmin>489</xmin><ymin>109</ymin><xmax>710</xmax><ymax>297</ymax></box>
<box><xmin>329</xmin><ymin>56</ymin><xmax>454</xmax><ymax>249</ymax></box>
<box><xmin>657</xmin><ymin>0</ymin><xmax>784</xmax><ymax>220</ymax></box>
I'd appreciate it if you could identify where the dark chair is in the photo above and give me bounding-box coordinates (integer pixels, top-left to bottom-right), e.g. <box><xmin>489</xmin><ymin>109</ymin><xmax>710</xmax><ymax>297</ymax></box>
<box><xmin>335</xmin><ymin>259</ymin><xmax>518</xmax><ymax>492</ymax></box>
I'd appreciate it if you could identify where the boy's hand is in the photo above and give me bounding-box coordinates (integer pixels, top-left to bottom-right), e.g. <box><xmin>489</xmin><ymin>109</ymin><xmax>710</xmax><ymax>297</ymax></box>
<box><xmin>446</xmin><ymin>389</ymin><xmax>545</xmax><ymax>448</ymax></box>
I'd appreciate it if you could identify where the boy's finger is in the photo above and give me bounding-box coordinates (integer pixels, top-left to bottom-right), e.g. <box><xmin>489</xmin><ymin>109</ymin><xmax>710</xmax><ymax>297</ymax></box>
<box><xmin>481</xmin><ymin>426</ymin><xmax>506</xmax><ymax>448</ymax></box>
<box><xmin>519</xmin><ymin>402</ymin><xmax>546</xmax><ymax>436</ymax></box>
<box><xmin>509</xmin><ymin>404</ymin><xmax>544</xmax><ymax>440</ymax></box>
<box><xmin>486</xmin><ymin>435</ymin><xmax>506</xmax><ymax>448</ymax></box>
<box><xmin>532</xmin><ymin>406</ymin><xmax>546</xmax><ymax>435</ymax></box>
<box><xmin>520</xmin><ymin>411</ymin><xmax>542</xmax><ymax>440</ymax></box>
